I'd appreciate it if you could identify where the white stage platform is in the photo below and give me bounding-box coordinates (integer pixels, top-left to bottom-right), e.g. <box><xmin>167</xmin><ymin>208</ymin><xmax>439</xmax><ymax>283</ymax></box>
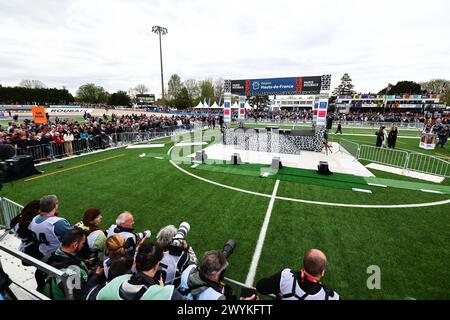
<box><xmin>193</xmin><ymin>142</ymin><xmax>375</xmax><ymax>178</ymax></box>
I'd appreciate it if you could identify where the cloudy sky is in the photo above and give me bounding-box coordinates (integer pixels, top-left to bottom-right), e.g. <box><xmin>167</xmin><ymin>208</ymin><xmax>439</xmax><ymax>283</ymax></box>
<box><xmin>0</xmin><ymin>0</ymin><xmax>449</xmax><ymax>96</ymax></box>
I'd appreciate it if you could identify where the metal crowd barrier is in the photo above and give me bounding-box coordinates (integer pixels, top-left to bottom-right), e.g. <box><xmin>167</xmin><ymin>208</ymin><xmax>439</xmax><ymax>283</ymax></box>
<box><xmin>339</xmin><ymin>139</ymin><xmax>450</xmax><ymax>177</ymax></box>
<box><xmin>407</xmin><ymin>152</ymin><xmax>450</xmax><ymax>177</ymax></box>
<box><xmin>0</xmin><ymin>240</ymin><xmax>74</xmax><ymax>300</ymax></box>
<box><xmin>17</xmin><ymin>123</ymin><xmax>205</xmax><ymax>163</ymax></box>
<box><xmin>0</xmin><ymin>198</ymin><xmax>23</xmax><ymax>229</ymax></box>
<box><xmin>358</xmin><ymin>145</ymin><xmax>409</xmax><ymax>169</ymax></box>
<box><xmin>338</xmin><ymin>139</ymin><xmax>360</xmax><ymax>159</ymax></box>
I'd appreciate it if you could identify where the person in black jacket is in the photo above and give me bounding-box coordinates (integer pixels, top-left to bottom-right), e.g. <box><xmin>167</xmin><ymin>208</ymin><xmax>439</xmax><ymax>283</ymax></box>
<box><xmin>10</xmin><ymin>200</ymin><xmax>42</xmax><ymax>260</ymax></box>
<box><xmin>387</xmin><ymin>125</ymin><xmax>398</xmax><ymax>149</ymax></box>
<box><xmin>375</xmin><ymin>126</ymin><xmax>385</xmax><ymax>148</ymax></box>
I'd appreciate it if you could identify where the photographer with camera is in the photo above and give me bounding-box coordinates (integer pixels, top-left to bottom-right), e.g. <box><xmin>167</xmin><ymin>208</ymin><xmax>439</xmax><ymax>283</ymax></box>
<box><xmin>156</xmin><ymin>222</ymin><xmax>197</xmax><ymax>287</ymax></box>
<box><xmin>96</xmin><ymin>241</ymin><xmax>184</xmax><ymax>300</ymax></box>
<box><xmin>255</xmin><ymin>248</ymin><xmax>340</xmax><ymax>300</ymax></box>
<box><xmin>179</xmin><ymin>240</ymin><xmax>256</xmax><ymax>300</ymax></box>
<box><xmin>106</xmin><ymin>212</ymin><xmax>151</xmax><ymax>254</ymax></box>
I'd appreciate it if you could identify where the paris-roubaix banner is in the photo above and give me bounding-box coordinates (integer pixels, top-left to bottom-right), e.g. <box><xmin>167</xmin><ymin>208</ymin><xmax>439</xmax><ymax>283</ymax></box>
<box><xmin>231</xmin><ymin>76</ymin><xmax>322</xmax><ymax>95</ymax></box>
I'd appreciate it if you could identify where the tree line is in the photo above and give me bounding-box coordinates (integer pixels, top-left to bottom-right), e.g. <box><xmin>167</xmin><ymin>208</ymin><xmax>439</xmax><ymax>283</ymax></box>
<box><xmin>1</xmin><ymin>76</ymin><xmax>449</xmax><ymax>107</ymax></box>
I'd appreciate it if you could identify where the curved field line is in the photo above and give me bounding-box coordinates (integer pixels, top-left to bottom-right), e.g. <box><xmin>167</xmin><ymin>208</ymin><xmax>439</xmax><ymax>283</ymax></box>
<box><xmin>167</xmin><ymin>146</ymin><xmax>450</xmax><ymax>209</ymax></box>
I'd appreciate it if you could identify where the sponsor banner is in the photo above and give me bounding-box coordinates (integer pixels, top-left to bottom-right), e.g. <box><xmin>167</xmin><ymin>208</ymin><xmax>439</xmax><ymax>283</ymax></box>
<box><xmin>316</xmin><ymin>98</ymin><xmax>328</xmax><ymax>126</ymax></box>
<box><xmin>250</xmin><ymin>77</ymin><xmax>298</xmax><ymax>95</ymax></box>
<box><xmin>231</xmin><ymin>76</ymin><xmax>322</xmax><ymax>95</ymax></box>
<box><xmin>223</xmin><ymin>94</ymin><xmax>232</xmax><ymax>123</ymax></box>
<box><xmin>136</xmin><ymin>94</ymin><xmax>155</xmax><ymax>105</ymax></box>
<box><xmin>390</xmin><ymin>104</ymin><xmax>423</xmax><ymax>109</ymax></box>
<box><xmin>46</xmin><ymin>108</ymin><xmax>94</xmax><ymax>113</ymax></box>
<box><xmin>230</xmin><ymin>80</ymin><xmax>247</xmax><ymax>96</ymax></box>
<box><xmin>318</xmin><ymin>110</ymin><xmax>327</xmax><ymax>118</ymax></box>
<box><xmin>238</xmin><ymin>97</ymin><xmax>246</xmax><ymax>120</ymax></box>
<box><xmin>300</xmin><ymin>76</ymin><xmax>322</xmax><ymax>94</ymax></box>
<box><xmin>32</xmin><ymin>106</ymin><xmax>48</xmax><ymax>124</ymax></box>
<box><xmin>359</xmin><ymin>103</ymin><xmax>383</xmax><ymax>108</ymax></box>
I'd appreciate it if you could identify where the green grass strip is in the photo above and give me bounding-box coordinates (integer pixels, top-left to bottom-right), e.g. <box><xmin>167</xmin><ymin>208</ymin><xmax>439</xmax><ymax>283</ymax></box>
<box><xmin>366</xmin><ymin>177</ymin><xmax>450</xmax><ymax>194</ymax></box>
<box><xmin>195</xmin><ymin>163</ymin><xmax>369</xmax><ymax>190</ymax></box>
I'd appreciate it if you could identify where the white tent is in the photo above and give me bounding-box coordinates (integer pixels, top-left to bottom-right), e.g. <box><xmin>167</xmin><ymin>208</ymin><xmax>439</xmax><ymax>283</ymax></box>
<box><xmin>219</xmin><ymin>104</ymin><xmax>225</xmax><ymax>109</ymax></box>
<box><xmin>232</xmin><ymin>102</ymin><xmax>239</xmax><ymax>109</ymax></box>
<box><xmin>194</xmin><ymin>101</ymin><xmax>204</xmax><ymax>109</ymax></box>
<box><xmin>245</xmin><ymin>102</ymin><xmax>253</xmax><ymax>110</ymax></box>
<box><xmin>203</xmin><ymin>101</ymin><xmax>209</xmax><ymax>108</ymax></box>
<box><xmin>210</xmin><ymin>102</ymin><xmax>219</xmax><ymax>109</ymax></box>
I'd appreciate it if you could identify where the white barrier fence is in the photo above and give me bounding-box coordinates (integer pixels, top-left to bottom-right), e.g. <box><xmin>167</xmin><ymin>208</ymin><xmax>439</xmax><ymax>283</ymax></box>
<box><xmin>12</xmin><ymin>122</ymin><xmax>205</xmax><ymax>163</ymax></box>
<box><xmin>0</xmin><ymin>198</ymin><xmax>23</xmax><ymax>228</ymax></box>
<box><xmin>340</xmin><ymin>139</ymin><xmax>450</xmax><ymax>178</ymax></box>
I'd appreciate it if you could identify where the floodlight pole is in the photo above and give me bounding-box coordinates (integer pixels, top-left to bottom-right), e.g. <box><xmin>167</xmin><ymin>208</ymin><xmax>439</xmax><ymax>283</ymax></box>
<box><xmin>152</xmin><ymin>26</ymin><xmax>168</xmax><ymax>103</ymax></box>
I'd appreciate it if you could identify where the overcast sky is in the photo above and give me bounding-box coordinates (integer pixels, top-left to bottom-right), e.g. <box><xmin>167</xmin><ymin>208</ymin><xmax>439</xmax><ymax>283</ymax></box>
<box><xmin>0</xmin><ymin>0</ymin><xmax>449</xmax><ymax>97</ymax></box>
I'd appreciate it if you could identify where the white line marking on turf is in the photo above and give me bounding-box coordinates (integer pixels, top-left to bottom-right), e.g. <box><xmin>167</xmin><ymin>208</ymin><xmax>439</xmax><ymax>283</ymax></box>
<box><xmin>368</xmin><ymin>183</ymin><xmax>388</xmax><ymax>188</ymax></box>
<box><xmin>167</xmin><ymin>146</ymin><xmax>450</xmax><ymax>208</ymax></box>
<box><xmin>245</xmin><ymin>179</ymin><xmax>280</xmax><ymax>287</ymax></box>
<box><xmin>352</xmin><ymin>188</ymin><xmax>373</xmax><ymax>194</ymax></box>
<box><xmin>174</xmin><ymin>142</ymin><xmax>207</xmax><ymax>146</ymax></box>
<box><xmin>126</xmin><ymin>144</ymin><xmax>165</xmax><ymax>149</ymax></box>
<box><xmin>420</xmin><ymin>189</ymin><xmax>444</xmax><ymax>194</ymax></box>
<box><xmin>154</xmin><ymin>157</ymin><xmax>164</xmax><ymax>160</ymax></box>
<box><xmin>191</xmin><ymin>164</ymin><xmax>199</xmax><ymax>168</ymax></box>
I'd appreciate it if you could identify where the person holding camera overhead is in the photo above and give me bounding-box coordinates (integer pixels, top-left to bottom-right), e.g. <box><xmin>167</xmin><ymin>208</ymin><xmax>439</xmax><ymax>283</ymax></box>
<box><xmin>106</xmin><ymin>212</ymin><xmax>151</xmax><ymax>254</ymax></box>
<box><xmin>156</xmin><ymin>222</ymin><xmax>198</xmax><ymax>287</ymax></box>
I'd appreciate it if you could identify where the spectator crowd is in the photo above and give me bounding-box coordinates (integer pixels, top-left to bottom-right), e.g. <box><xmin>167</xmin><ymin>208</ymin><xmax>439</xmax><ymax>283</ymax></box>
<box><xmin>0</xmin><ymin>113</ymin><xmax>201</xmax><ymax>160</ymax></box>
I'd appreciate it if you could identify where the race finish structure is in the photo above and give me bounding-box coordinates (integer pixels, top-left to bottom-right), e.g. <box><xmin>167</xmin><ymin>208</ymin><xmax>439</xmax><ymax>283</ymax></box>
<box><xmin>223</xmin><ymin>75</ymin><xmax>331</xmax><ymax>127</ymax></box>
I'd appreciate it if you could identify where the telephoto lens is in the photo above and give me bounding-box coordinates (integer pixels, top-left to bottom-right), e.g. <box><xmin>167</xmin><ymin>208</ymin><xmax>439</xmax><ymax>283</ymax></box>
<box><xmin>171</xmin><ymin>222</ymin><xmax>191</xmax><ymax>247</ymax></box>
<box><xmin>176</xmin><ymin>222</ymin><xmax>190</xmax><ymax>239</ymax></box>
<box><xmin>222</xmin><ymin>240</ymin><xmax>236</xmax><ymax>259</ymax></box>
<box><xmin>136</xmin><ymin>230</ymin><xmax>151</xmax><ymax>241</ymax></box>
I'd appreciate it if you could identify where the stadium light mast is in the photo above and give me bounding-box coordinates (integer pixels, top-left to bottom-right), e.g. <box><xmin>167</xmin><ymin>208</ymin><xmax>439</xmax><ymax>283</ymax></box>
<box><xmin>152</xmin><ymin>25</ymin><xmax>168</xmax><ymax>102</ymax></box>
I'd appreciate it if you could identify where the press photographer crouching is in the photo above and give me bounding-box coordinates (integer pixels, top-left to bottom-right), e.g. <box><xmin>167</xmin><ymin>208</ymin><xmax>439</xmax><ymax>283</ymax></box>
<box><xmin>156</xmin><ymin>222</ymin><xmax>198</xmax><ymax>287</ymax></box>
<box><xmin>179</xmin><ymin>240</ymin><xmax>256</xmax><ymax>300</ymax></box>
<box><xmin>106</xmin><ymin>212</ymin><xmax>151</xmax><ymax>254</ymax></box>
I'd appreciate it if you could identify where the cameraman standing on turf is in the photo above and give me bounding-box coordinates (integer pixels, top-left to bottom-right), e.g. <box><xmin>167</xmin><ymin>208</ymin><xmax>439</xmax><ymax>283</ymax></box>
<box><xmin>156</xmin><ymin>223</ymin><xmax>197</xmax><ymax>286</ymax></box>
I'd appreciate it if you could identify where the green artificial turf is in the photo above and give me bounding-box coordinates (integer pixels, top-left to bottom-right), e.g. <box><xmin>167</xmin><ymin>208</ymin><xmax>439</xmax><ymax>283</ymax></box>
<box><xmin>1</xmin><ymin>132</ymin><xmax>449</xmax><ymax>299</ymax></box>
